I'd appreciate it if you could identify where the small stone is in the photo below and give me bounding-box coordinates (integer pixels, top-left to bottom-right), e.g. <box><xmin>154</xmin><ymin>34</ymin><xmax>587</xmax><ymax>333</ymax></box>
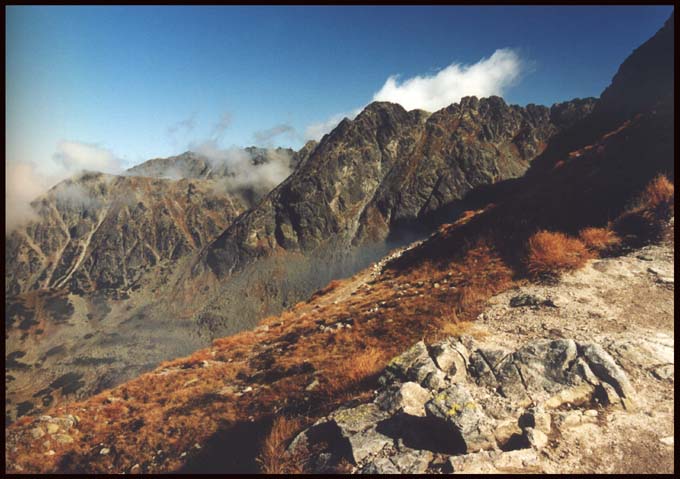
<box><xmin>660</xmin><ymin>436</ymin><xmax>673</xmax><ymax>446</ymax></box>
<box><xmin>493</xmin><ymin>449</ymin><xmax>541</xmax><ymax>471</ymax></box>
<box><xmin>243</xmin><ymin>386</ymin><xmax>253</xmax><ymax>393</ymax></box>
<box><xmin>519</xmin><ymin>406</ymin><xmax>549</xmax><ymax>431</ymax></box>
<box><xmin>544</xmin><ymin>384</ymin><xmax>595</xmax><ymax>409</ymax></box>
<box><xmin>651</xmin><ymin>364</ymin><xmax>674</xmax><ymax>381</ymax></box>
<box><xmin>45</xmin><ymin>450</ymin><xmax>56</xmax><ymax>456</ymax></box>
<box><xmin>54</xmin><ymin>434</ymin><xmax>74</xmax><ymax>444</ymax></box>
<box><xmin>525</xmin><ymin>427</ymin><xmax>548</xmax><ymax>450</ymax></box>
<box><xmin>376</xmin><ymin>381</ymin><xmax>431</xmax><ymax>417</ymax></box>
<box><xmin>359</xmin><ymin>457</ymin><xmax>400</xmax><ymax>474</ymax></box>
<box><xmin>579</xmin><ymin>343</ymin><xmax>634</xmax><ymax>399</ymax></box>
<box><xmin>180</xmin><ymin>451</ymin><xmax>187</xmax><ymax>458</ymax></box>
<box><xmin>426</xmin><ymin>384</ymin><xmax>496</xmax><ymax>452</ymax></box>
<box><xmin>54</xmin><ymin>416</ymin><xmax>76</xmax><ymax>430</ymax></box>
<box><xmin>31</xmin><ymin>427</ymin><xmax>45</xmax><ymax>439</ymax></box>
<box><xmin>46</xmin><ymin>423</ymin><xmax>60</xmax><ymax>434</ymax></box>
<box><xmin>100</xmin><ymin>447</ymin><xmax>110</xmax><ymax>455</ymax></box>
<box><xmin>583</xmin><ymin>409</ymin><xmax>598</xmax><ymax>417</ymax></box>
<box><xmin>494</xmin><ymin>419</ymin><xmax>523</xmax><ymax>448</ymax></box>
<box><xmin>560</xmin><ymin>412</ymin><xmax>582</xmax><ymax>429</ymax></box>
<box><xmin>130</xmin><ymin>464</ymin><xmax>141</xmax><ymax>474</ymax></box>
<box><xmin>447</xmin><ymin>451</ymin><xmax>498</xmax><ymax>473</ymax></box>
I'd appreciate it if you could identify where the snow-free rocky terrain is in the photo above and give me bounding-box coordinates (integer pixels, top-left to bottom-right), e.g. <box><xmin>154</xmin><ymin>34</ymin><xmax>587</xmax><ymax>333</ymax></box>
<box><xmin>4</xmin><ymin>10</ymin><xmax>674</xmax><ymax>475</ymax></box>
<box><xmin>290</xmin><ymin>239</ymin><xmax>674</xmax><ymax>474</ymax></box>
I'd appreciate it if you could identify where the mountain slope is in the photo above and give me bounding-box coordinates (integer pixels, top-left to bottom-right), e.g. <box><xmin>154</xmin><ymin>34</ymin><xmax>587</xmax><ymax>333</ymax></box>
<box><xmin>5</xmin><ymin>172</ymin><xmax>246</xmax><ymax>297</ymax></box>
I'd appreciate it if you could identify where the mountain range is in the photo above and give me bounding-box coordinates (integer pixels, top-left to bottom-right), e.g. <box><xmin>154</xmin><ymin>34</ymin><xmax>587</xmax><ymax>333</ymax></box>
<box><xmin>4</xmin><ymin>11</ymin><xmax>674</xmax><ymax>474</ymax></box>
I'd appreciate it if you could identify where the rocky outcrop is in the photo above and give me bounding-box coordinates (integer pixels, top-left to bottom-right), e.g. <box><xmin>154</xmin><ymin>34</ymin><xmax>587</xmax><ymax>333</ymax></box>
<box><xmin>289</xmin><ymin>337</ymin><xmax>636</xmax><ymax>473</ymax></box>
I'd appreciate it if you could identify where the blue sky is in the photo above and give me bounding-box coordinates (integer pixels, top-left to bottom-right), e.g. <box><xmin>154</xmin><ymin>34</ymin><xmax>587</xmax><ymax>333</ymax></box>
<box><xmin>6</xmin><ymin>5</ymin><xmax>674</xmax><ymax>171</ymax></box>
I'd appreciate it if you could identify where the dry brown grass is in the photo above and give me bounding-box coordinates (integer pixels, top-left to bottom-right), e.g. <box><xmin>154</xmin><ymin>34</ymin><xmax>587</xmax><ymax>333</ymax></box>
<box><xmin>636</xmin><ymin>174</ymin><xmax>674</xmax><ymax>212</ymax></box>
<box><xmin>579</xmin><ymin>226</ymin><xmax>621</xmax><ymax>253</ymax></box>
<box><xmin>432</xmin><ymin>320</ymin><xmax>487</xmax><ymax>342</ymax></box>
<box><xmin>257</xmin><ymin>416</ymin><xmax>306</xmax><ymax>474</ymax></box>
<box><xmin>309</xmin><ymin>279</ymin><xmax>344</xmax><ymax>300</ymax></box>
<box><xmin>341</xmin><ymin>347</ymin><xmax>387</xmax><ymax>387</ymax></box>
<box><xmin>614</xmin><ymin>174</ymin><xmax>674</xmax><ymax>244</ymax></box>
<box><xmin>524</xmin><ymin>231</ymin><xmax>594</xmax><ymax>282</ymax></box>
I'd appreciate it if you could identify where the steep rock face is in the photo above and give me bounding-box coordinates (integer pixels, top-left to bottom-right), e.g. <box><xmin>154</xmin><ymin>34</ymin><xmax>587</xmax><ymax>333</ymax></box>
<box><xmin>528</xmin><ymin>12</ymin><xmax>674</xmax><ymax>175</ymax></box>
<box><xmin>595</xmin><ymin>11</ymin><xmax>674</xmax><ymax>124</ymax></box>
<box><xmin>5</xmin><ymin>172</ymin><xmax>246</xmax><ymax>296</ymax></box>
<box><xmin>203</xmin><ymin>96</ymin><xmax>596</xmax><ymax>277</ymax></box>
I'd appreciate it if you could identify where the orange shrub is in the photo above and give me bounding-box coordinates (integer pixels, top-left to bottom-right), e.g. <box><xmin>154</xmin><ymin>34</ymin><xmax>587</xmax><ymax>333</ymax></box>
<box><xmin>525</xmin><ymin>230</ymin><xmax>593</xmax><ymax>281</ymax></box>
<box><xmin>637</xmin><ymin>174</ymin><xmax>674</xmax><ymax>212</ymax></box>
<box><xmin>579</xmin><ymin>227</ymin><xmax>621</xmax><ymax>253</ymax></box>
<box><xmin>614</xmin><ymin>174</ymin><xmax>674</xmax><ymax>244</ymax></box>
<box><xmin>257</xmin><ymin>416</ymin><xmax>305</xmax><ymax>474</ymax></box>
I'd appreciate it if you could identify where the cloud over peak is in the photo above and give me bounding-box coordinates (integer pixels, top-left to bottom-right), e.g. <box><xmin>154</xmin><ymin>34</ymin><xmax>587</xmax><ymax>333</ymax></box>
<box><xmin>372</xmin><ymin>48</ymin><xmax>522</xmax><ymax>112</ymax></box>
<box><xmin>6</xmin><ymin>141</ymin><xmax>123</xmax><ymax>233</ymax></box>
<box><xmin>54</xmin><ymin>140</ymin><xmax>123</xmax><ymax>174</ymax></box>
<box><xmin>304</xmin><ymin>48</ymin><xmax>523</xmax><ymax>141</ymax></box>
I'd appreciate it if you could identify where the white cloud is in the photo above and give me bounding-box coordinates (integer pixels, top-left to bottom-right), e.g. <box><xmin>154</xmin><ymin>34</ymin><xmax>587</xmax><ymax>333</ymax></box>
<box><xmin>54</xmin><ymin>140</ymin><xmax>123</xmax><ymax>174</ymax></box>
<box><xmin>5</xmin><ymin>161</ymin><xmax>49</xmax><ymax>232</ymax></box>
<box><xmin>305</xmin><ymin>48</ymin><xmax>523</xmax><ymax>141</ymax></box>
<box><xmin>372</xmin><ymin>48</ymin><xmax>522</xmax><ymax>112</ymax></box>
<box><xmin>167</xmin><ymin>114</ymin><xmax>197</xmax><ymax>142</ymax></box>
<box><xmin>211</xmin><ymin>112</ymin><xmax>232</xmax><ymax>140</ymax></box>
<box><xmin>190</xmin><ymin>140</ymin><xmax>294</xmax><ymax>197</ymax></box>
<box><xmin>254</xmin><ymin>124</ymin><xmax>299</xmax><ymax>146</ymax></box>
<box><xmin>6</xmin><ymin>141</ymin><xmax>123</xmax><ymax>233</ymax></box>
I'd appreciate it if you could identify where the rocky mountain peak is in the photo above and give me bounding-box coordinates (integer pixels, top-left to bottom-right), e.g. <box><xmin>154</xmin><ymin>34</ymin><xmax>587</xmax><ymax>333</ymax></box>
<box><xmin>200</xmin><ymin>94</ymin><xmax>595</xmax><ymax>280</ymax></box>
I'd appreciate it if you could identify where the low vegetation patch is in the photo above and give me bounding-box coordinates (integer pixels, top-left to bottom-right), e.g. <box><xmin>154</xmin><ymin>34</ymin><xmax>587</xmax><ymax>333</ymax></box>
<box><xmin>614</xmin><ymin>174</ymin><xmax>674</xmax><ymax>245</ymax></box>
<box><xmin>524</xmin><ymin>231</ymin><xmax>594</xmax><ymax>282</ymax></box>
<box><xmin>257</xmin><ymin>416</ymin><xmax>306</xmax><ymax>474</ymax></box>
<box><xmin>579</xmin><ymin>226</ymin><xmax>622</xmax><ymax>254</ymax></box>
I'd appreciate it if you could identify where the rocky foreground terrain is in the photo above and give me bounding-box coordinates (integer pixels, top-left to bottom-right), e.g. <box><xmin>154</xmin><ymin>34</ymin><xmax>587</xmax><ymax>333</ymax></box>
<box><xmin>289</xmin><ymin>239</ymin><xmax>674</xmax><ymax>474</ymax></box>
